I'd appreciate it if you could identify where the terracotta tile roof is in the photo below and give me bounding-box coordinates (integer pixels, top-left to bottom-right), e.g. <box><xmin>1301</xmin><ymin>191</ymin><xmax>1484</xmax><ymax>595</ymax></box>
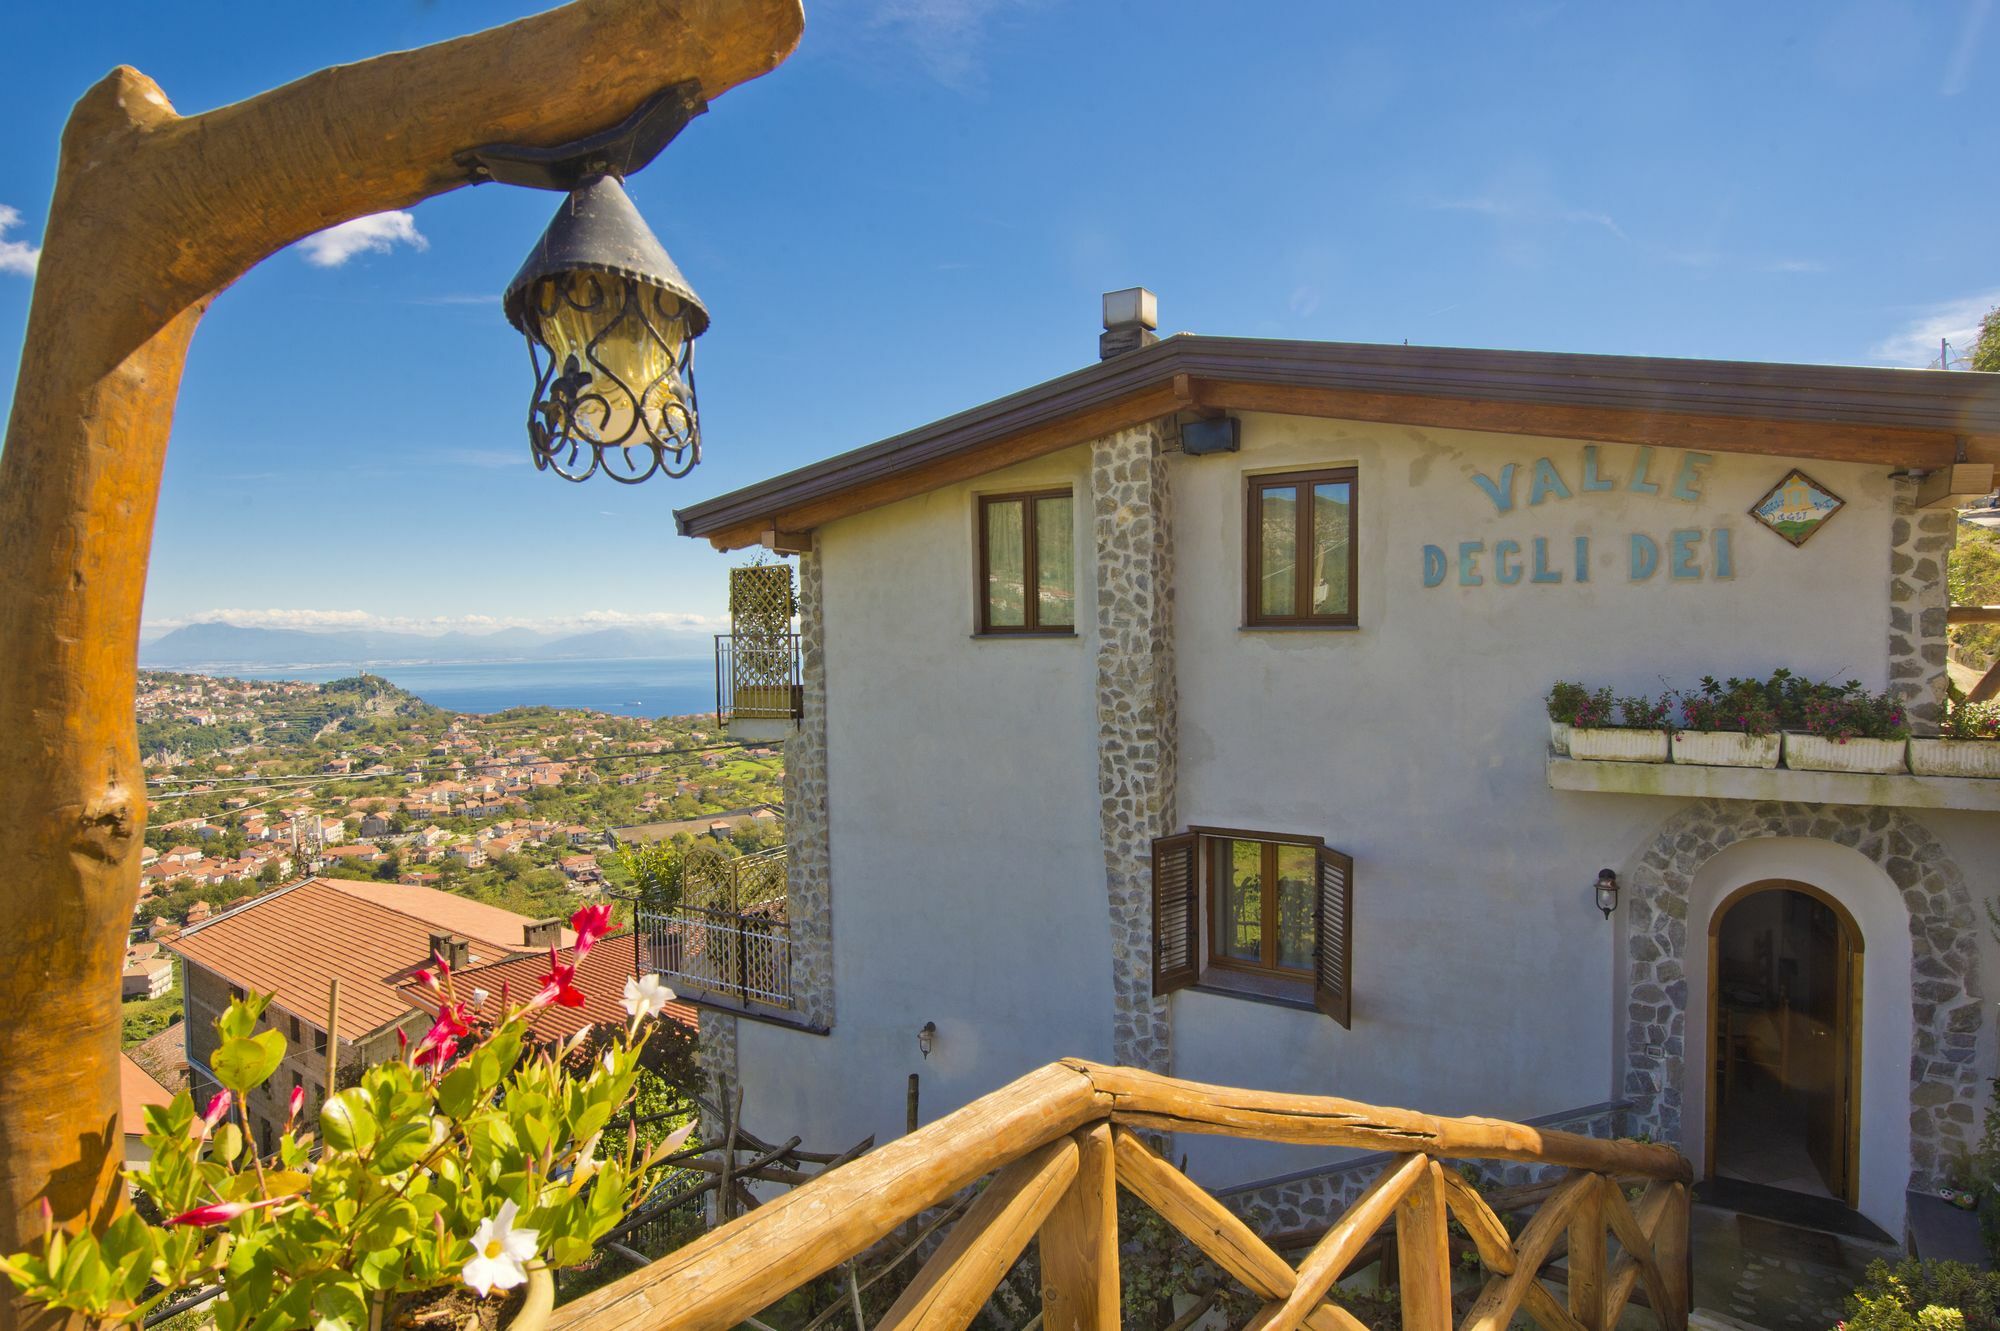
<box><xmin>166</xmin><ymin>878</ymin><xmax>550</xmax><ymax>1043</ymax></box>
<box><xmin>120</xmin><ymin>1053</ymin><xmax>173</xmax><ymax>1138</ymax></box>
<box><xmin>127</xmin><ymin>1025</ymin><xmax>190</xmax><ymax>1096</ymax></box>
<box><xmin>402</xmin><ymin>933</ymin><xmax>696</xmax><ymax>1044</ymax></box>
<box><xmin>313</xmin><ymin>877</ymin><xmax>574</xmax><ymax>952</ymax></box>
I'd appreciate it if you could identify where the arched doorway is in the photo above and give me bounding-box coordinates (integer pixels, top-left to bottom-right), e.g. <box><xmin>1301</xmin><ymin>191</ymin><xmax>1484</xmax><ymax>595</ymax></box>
<box><xmin>1706</xmin><ymin>880</ymin><xmax>1863</xmax><ymax>1206</ymax></box>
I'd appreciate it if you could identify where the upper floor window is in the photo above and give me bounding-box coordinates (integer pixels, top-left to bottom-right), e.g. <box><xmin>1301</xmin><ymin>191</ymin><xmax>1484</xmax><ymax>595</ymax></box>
<box><xmin>978</xmin><ymin>489</ymin><xmax>1075</xmax><ymax>634</ymax></box>
<box><xmin>1152</xmin><ymin>826</ymin><xmax>1353</xmax><ymax>1026</ymax></box>
<box><xmin>1245</xmin><ymin>468</ymin><xmax>1357</xmax><ymax>627</ymax></box>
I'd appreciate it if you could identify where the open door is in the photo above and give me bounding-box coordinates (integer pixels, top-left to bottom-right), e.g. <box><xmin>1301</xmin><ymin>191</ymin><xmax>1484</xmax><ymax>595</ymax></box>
<box><xmin>1708</xmin><ymin>881</ymin><xmax>1863</xmax><ymax>1207</ymax></box>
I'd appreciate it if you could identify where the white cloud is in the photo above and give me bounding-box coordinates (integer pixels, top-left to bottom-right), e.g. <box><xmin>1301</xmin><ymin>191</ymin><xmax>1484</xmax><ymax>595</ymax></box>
<box><xmin>297</xmin><ymin>211</ymin><xmax>428</xmax><ymax>269</ymax></box>
<box><xmin>147</xmin><ymin>608</ymin><xmax>727</xmax><ymax>635</ymax></box>
<box><xmin>1433</xmin><ymin>194</ymin><xmax>1626</xmax><ymax>241</ymax></box>
<box><xmin>0</xmin><ymin>204</ymin><xmax>41</xmax><ymax>276</ymax></box>
<box><xmin>1870</xmin><ymin>289</ymin><xmax>2000</xmax><ymax>367</ymax></box>
<box><xmin>866</xmin><ymin>0</ymin><xmax>1042</xmax><ymax>89</ymax></box>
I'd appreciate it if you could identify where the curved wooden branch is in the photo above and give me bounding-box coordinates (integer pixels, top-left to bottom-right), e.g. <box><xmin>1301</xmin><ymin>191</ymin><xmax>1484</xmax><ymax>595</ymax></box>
<box><xmin>0</xmin><ymin>5</ymin><xmax>800</xmax><ymax>1321</ymax></box>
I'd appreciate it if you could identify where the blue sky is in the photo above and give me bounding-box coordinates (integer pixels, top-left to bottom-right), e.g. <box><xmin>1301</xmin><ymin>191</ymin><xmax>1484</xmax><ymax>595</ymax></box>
<box><xmin>0</xmin><ymin>1</ymin><xmax>1992</xmax><ymax>637</ymax></box>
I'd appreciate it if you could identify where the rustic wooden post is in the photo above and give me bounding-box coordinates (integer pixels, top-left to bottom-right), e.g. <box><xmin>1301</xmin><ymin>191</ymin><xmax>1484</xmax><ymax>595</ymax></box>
<box><xmin>1567</xmin><ymin>1174</ymin><xmax>1606</xmax><ymax>1331</ymax></box>
<box><xmin>0</xmin><ymin>3</ymin><xmax>800</xmax><ymax>1324</ymax></box>
<box><xmin>1657</xmin><ymin>1183</ymin><xmax>1691</xmax><ymax>1330</ymax></box>
<box><xmin>1038</xmin><ymin>1122</ymin><xmax>1118</xmax><ymax>1331</ymax></box>
<box><xmin>1395</xmin><ymin>1160</ymin><xmax>1452</xmax><ymax>1331</ymax></box>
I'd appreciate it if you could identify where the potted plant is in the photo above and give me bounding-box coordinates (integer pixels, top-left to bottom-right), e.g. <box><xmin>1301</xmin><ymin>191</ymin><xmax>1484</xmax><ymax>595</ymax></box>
<box><xmin>1544</xmin><ymin>682</ymin><xmax>1610</xmax><ymax>756</ymax></box>
<box><xmin>1909</xmin><ymin>688</ymin><xmax>2000</xmax><ymax>778</ymax></box>
<box><xmin>1782</xmin><ymin>680</ymin><xmax>1910</xmax><ymax>774</ymax></box>
<box><xmin>1568</xmin><ymin>691</ymin><xmax>1673</xmax><ymax>763</ymax></box>
<box><xmin>1669</xmin><ymin>676</ymin><xmax>1781</xmax><ymax>768</ymax></box>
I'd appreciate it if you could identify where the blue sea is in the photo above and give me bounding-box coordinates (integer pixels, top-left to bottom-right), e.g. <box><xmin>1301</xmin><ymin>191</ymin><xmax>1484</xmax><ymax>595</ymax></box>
<box><xmin>218</xmin><ymin>657</ymin><xmax>717</xmax><ymax>719</ymax></box>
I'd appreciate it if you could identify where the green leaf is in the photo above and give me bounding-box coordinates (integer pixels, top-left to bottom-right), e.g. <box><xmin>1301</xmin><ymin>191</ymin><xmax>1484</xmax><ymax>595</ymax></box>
<box><xmin>211</xmin><ymin>1122</ymin><xmax>244</xmax><ymax>1165</ymax></box>
<box><xmin>372</xmin><ymin>1118</ymin><xmax>434</xmax><ymax>1174</ymax></box>
<box><xmin>212</xmin><ymin>1029</ymin><xmax>287</xmax><ymax>1093</ymax></box>
<box><xmin>357</xmin><ymin>1245</ymin><xmax>404</xmax><ymax>1292</ymax></box>
<box><xmin>435</xmin><ymin>1064</ymin><xmax>479</xmax><ymax>1119</ymax></box>
<box><xmin>217</xmin><ymin>992</ymin><xmax>275</xmax><ymax>1041</ymax></box>
<box><xmin>320</xmin><ymin>1088</ymin><xmax>377</xmax><ymax>1154</ymax></box>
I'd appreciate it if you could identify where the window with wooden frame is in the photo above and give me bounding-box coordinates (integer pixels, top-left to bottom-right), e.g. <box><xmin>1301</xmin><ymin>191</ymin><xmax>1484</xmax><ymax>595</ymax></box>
<box><xmin>977</xmin><ymin>489</ymin><xmax>1075</xmax><ymax>634</ymax></box>
<box><xmin>1245</xmin><ymin>467</ymin><xmax>1357</xmax><ymax>627</ymax></box>
<box><xmin>1152</xmin><ymin>827</ymin><xmax>1353</xmax><ymax>1026</ymax></box>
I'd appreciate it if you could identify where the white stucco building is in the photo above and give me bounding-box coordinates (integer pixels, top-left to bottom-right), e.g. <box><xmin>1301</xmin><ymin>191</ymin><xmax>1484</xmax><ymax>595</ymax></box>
<box><xmin>666</xmin><ymin>294</ymin><xmax>2000</xmax><ymax>1241</ymax></box>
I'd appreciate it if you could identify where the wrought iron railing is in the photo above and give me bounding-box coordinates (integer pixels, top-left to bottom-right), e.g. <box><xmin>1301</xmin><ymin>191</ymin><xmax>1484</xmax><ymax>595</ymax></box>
<box><xmin>640</xmin><ymin>904</ymin><xmax>792</xmax><ymax>1009</ymax></box>
<box><xmin>639</xmin><ymin>849</ymin><xmax>794</xmax><ymax>1008</ymax></box>
<box><xmin>714</xmin><ymin>632</ymin><xmax>802</xmax><ymax>723</ymax></box>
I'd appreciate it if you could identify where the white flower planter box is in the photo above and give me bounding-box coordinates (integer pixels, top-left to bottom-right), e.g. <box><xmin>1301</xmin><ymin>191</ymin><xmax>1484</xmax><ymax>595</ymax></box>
<box><xmin>1909</xmin><ymin>738</ymin><xmax>2000</xmax><ymax>779</ymax></box>
<box><xmin>1568</xmin><ymin>727</ymin><xmax>1670</xmax><ymax>763</ymax></box>
<box><xmin>1781</xmin><ymin>733</ymin><xmax>1907</xmax><ymax>775</ymax></box>
<box><xmin>1670</xmin><ymin>730</ymin><xmax>1781</xmax><ymax>769</ymax></box>
<box><xmin>1550</xmin><ymin>720</ymin><xmax>1571</xmax><ymax>756</ymax></box>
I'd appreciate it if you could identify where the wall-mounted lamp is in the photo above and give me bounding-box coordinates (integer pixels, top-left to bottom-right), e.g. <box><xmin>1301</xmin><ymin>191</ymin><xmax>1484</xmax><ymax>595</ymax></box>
<box><xmin>1595</xmin><ymin>869</ymin><xmax>1620</xmax><ymax>920</ymax></box>
<box><xmin>917</xmin><ymin>1021</ymin><xmax>937</xmax><ymax>1060</ymax></box>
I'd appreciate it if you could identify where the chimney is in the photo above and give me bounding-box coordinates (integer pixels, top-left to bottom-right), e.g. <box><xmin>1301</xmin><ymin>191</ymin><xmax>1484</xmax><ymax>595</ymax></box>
<box><xmin>523</xmin><ymin>918</ymin><xmax>564</xmax><ymax>950</ymax></box>
<box><xmin>427</xmin><ymin>931</ymin><xmax>470</xmax><ymax>970</ymax></box>
<box><xmin>1099</xmin><ymin>287</ymin><xmax>1159</xmax><ymax>360</ymax></box>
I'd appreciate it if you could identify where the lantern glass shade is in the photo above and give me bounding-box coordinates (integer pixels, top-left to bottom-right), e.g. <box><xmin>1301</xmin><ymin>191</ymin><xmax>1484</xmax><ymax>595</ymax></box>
<box><xmin>1595</xmin><ymin>870</ymin><xmax>1619</xmax><ymax>918</ymax></box>
<box><xmin>522</xmin><ymin>272</ymin><xmax>696</xmax><ymax>480</ymax></box>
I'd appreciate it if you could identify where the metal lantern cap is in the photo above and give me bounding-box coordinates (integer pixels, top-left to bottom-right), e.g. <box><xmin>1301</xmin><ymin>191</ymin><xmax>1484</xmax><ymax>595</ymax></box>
<box><xmin>503</xmin><ymin>174</ymin><xmax>709</xmax><ymax>337</ymax></box>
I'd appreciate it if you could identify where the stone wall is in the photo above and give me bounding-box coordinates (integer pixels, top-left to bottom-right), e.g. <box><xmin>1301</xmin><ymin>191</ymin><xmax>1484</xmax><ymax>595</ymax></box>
<box><xmin>1888</xmin><ymin>476</ymin><xmax>1957</xmax><ymax>737</ymax></box>
<box><xmin>1622</xmin><ymin>799</ymin><xmax>1981</xmax><ymax>1191</ymax></box>
<box><xmin>697</xmin><ymin>1009</ymin><xmax>740</xmax><ymax>1142</ymax></box>
<box><xmin>1219</xmin><ymin>1103</ymin><xmax>1629</xmax><ymax>1232</ymax></box>
<box><xmin>784</xmin><ymin>542</ymin><xmax>835</xmax><ymax>1030</ymax></box>
<box><xmin>1092</xmin><ymin>420</ymin><xmax>1178</xmax><ymax>1075</ymax></box>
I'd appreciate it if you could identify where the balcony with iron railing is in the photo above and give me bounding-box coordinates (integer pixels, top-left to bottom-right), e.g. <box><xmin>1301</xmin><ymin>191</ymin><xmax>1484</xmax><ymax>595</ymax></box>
<box><xmin>714</xmin><ymin>631</ymin><xmax>803</xmax><ymax>741</ymax></box>
<box><xmin>637</xmin><ymin>844</ymin><xmax>795</xmax><ymax>1014</ymax></box>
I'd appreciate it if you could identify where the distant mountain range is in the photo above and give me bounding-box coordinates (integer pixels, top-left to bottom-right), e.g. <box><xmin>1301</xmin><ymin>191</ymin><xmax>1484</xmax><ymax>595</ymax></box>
<box><xmin>140</xmin><ymin>621</ymin><xmax>713</xmax><ymax>668</ymax></box>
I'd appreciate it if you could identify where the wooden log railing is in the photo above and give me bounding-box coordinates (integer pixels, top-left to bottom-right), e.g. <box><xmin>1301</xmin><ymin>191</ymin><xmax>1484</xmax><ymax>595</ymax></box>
<box><xmin>548</xmin><ymin>1059</ymin><xmax>1693</xmax><ymax>1331</ymax></box>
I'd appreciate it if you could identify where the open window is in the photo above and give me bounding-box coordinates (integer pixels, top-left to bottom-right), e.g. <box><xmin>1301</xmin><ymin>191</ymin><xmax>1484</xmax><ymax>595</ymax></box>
<box><xmin>1152</xmin><ymin>828</ymin><xmax>1352</xmax><ymax>1026</ymax></box>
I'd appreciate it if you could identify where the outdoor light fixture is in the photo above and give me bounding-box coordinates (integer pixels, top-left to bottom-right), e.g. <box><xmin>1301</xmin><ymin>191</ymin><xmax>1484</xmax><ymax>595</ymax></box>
<box><xmin>1595</xmin><ymin>869</ymin><xmax>1620</xmax><ymax>920</ymax></box>
<box><xmin>918</xmin><ymin>1021</ymin><xmax>937</xmax><ymax>1060</ymax></box>
<box><xmin>468</xmin><ymin>83</ymin><xmax>712</xmax><ymax>484</ymax></box>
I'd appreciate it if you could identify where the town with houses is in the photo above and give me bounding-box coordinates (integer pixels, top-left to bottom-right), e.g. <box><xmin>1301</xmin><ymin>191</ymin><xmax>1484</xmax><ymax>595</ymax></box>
<box><xmin>120</xmin><ymin>669</ymin><xmax>781</xmax><ymax>1129</ymax></box>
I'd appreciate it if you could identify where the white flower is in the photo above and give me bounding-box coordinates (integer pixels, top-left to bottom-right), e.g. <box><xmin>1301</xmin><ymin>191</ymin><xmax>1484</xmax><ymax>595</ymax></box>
<box><xmin>462</xmin><ymin>1199</ymin><xmax>538</xmax><ymax>1297</ymax></box>
<box><xmin>623</xmin><ymin>974</ymin><xmax>676</xmax><ymax>1022</ymax></box>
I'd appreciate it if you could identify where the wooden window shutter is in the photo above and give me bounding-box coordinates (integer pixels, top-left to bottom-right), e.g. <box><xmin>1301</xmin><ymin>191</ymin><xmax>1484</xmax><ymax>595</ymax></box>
<box><xmin>1151</xmin><ymin>832</ymin><xmax>1199</xmax><ymax>995</ymax></box>
<box><xmin>1313</xmin><ymin>846</ymin><xmax>1354</xmax><ymax>1028</ymax></box>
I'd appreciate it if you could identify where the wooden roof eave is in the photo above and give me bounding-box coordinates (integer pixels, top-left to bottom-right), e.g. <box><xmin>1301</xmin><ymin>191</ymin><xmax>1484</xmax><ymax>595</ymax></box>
<box><xmin>677</xmin><ymin>336</ymin><xmax>2000</xmax><ymax>550</ymax></box>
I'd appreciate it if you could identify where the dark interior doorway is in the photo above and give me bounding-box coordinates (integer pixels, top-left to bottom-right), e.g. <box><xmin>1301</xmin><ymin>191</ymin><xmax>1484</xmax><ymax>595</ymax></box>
<box><xmin>1707</xmin><ymin>881</ymin><xmax>1861</xmax><ymax>1206</ymax></box>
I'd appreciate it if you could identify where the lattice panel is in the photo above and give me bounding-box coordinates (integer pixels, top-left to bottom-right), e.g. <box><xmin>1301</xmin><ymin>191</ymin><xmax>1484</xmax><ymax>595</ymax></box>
<box><xmin>729</xmin><ymin>563</ymin><xmax>795</xmax><ymax>643</ymax></box>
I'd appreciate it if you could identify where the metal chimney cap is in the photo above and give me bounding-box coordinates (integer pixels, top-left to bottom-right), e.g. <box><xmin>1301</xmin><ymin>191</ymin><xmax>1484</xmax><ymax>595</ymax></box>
<box><xmin>1102</xmin><ymin>287</ymin><xmax>1158</xmax><ymax>331</ymax></box>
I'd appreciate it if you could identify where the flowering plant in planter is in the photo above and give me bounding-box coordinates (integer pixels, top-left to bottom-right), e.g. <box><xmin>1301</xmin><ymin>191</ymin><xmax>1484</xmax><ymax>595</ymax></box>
<box><xmin>0</xmin><ymin>905</ymin><xmax>691</xmax><ymax>1328</ymax></box>
<box><xmin>1942</xmin><ymin>693</ymin><xmax>2000</xmax><ymax>742</ymax></box>
<box><xmin>1545</xmin><ymin>682</ymin><xmax>1614</xmax><ymax>729</ymax></box>
<box><xmin>1799</xmin><ymin>684</ymin><xmax>1909</xmax><ymax>742</ymax></box>
<box><xmin>1615</xmin><ymin>693</ymin><xmax>1675</xmax><ymax>731</ymax></box>
<box><xmin>1676</xmin><ymin>677</ymin><xmax>1778</xmax><ymax>737</ymax></box>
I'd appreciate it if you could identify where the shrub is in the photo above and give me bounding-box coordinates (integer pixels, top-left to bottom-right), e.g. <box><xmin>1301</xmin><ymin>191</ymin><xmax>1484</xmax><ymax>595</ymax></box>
<box><xmin>1</xmin><ymin>905</ymin><xmax>691</xmax><ymax>1327</ymax></box>
<box><xmin>1800</xmin><ymin>683</ymin><xmax>1909</xmax><ymax>741</ymax></box>
<box><xmin>1546</xmin><ymin>682</ymin><xmax>1613</xmax><ymax>728</ymax></box>
<box><xmin>1616</xmin><ymin>693</ymin><xmax>1674</xmax><ymax>731</ymax></box>
<box><xmin>1677</xmin><ymin>676</ymin><xmax>1779</xmax><ymax>736</ymax></box>
<box><xmin>1845</xmin><ymin>1258</ymin><xmax>2000</xmax><ymax>1331</ymax></box>
<box><xmin>1943</xmin><ymin>687</ymin><xmax>2000</xmax><ymax>741</ymax></box>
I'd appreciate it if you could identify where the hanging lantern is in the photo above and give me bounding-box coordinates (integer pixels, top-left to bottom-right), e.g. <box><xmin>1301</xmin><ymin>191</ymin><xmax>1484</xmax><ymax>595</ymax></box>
<box><xmin>503</xmin><ymin>175</ymin><xmax>710</xmax><ymax>483</ymax></box>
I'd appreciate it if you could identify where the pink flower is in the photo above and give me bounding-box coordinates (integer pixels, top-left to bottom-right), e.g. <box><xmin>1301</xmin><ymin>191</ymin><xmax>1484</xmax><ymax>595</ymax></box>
<box><xmin>412</xmin><ymin>1002</ymin><xmax>474</xmax><ymax>1072</ymax></box>
<box><xmin>570</xmin><ymin>904</ymin><xmax>613</xmax><ymax>958</ymax></box>
<box><xmin>166</xmin><ymin>1196</ymin><xmax>293</xmax><ymax>1227</ymax></box>
<box><xmin>412</xmin><ymin>966</ymin><xmax>441</xmax><ymax>995</ymax></box>
<box><xmin>191</xmin><ymin>1090</ymin><xmax>232</xmax><ymax>1139</ymax></box>
<box><xmin>287</xmin><ymin>1085</ymin><xmax>306</xmax><ymax>1123</ymax></box>
<box><xmin>536</xmin><ymin>948</ymin><xmax>586</xmax><ymax>1009</ymax></box>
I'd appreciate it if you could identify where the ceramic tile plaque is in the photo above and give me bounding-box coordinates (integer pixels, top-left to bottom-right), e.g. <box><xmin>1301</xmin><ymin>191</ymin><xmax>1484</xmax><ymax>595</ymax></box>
<box><xmin>1750</xmin><ymin>468</ymin><xmax>1844</xmax><ymax>546</ymax></box>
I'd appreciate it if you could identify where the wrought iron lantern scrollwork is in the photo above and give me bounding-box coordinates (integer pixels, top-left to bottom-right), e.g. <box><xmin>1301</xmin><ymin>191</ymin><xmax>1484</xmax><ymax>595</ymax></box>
<box><xmin>504</xmin><ymin>177</ymin><xmax>709</xmax><ymax>483</ymax></box>
<box><xmin>469</xmin><ymin>81</ymin><xmax>714</xmax><ymax>485</ymax></box>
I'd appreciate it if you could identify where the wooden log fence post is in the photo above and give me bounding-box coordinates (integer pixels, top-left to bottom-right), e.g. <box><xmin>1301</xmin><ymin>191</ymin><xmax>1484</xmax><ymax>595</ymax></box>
<box><xmin>0</xmin><ymin>7</ymin><xmax>801</xmax><ymax>1327</ymax></box>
